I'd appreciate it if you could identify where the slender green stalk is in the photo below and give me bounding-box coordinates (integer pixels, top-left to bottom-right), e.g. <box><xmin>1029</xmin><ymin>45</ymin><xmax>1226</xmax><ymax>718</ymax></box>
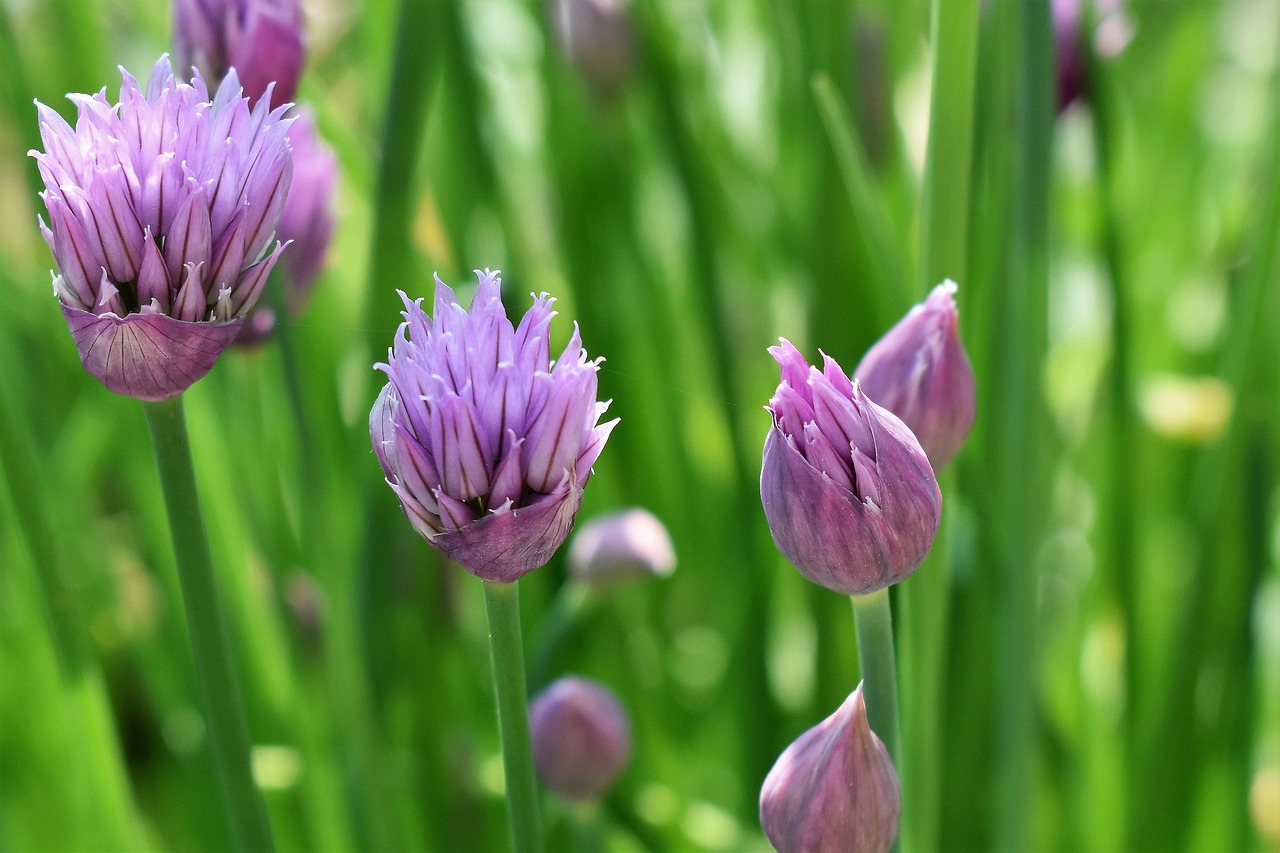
<box><xmin>851</xmin><ymin>588</ymin><xmax>900</xmax><ymax>768</ymax></box>
<box><xmin>902</xmin><ymin>1</ymin><xmax>977</xmax><ymax>840</ymax></box>
<box><xmin>143</xmin><ymin>397</ymin><xmax>275</xmax><ymax>853</ymax></box>
<box><xmin>483</xmin><ymin>580</ymin><xmax>544</xmax><ymax>853</ymax></box>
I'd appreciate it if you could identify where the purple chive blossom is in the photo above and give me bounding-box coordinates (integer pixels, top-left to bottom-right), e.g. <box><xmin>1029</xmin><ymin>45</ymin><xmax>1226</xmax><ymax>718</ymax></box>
<box><xmin>760</xmin><ymin>683</ymin><xmax>901</xmax><ymax>853</ymax></box>
<box><xmin>371</xmin><ymin>269</ymin><xmax>618</xmax><ymax>583</ymax></box>
<box><xmin>174</xmin><ymin>0</ymin><xmax>306</xmax><ymax>108</ymax></box>
<box><xmin>30</xmin><ymin>55</ymin><xmax>293</xmax><ymax>400</ymax></box>
<box><xmin>761</xmin><ymin>340</ymin><xmax>940</xmax><ymax>595</ymax></box>
<box><xmin>854</xmin><ymin>281</ymin><xmax>976</xmax><ymax>471</ymax></box>
<box><xmin>530</xmin><ymin>676</ymin><xmax>632</xmax><ymax>802</ymax></box>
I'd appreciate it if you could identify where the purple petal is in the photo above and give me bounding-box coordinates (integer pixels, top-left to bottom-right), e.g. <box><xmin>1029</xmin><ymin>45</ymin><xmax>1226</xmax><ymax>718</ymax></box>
<box><xmin>433</xmin><ymin>482</ymin><xmax>583</xmax><ymax>583</ymax></box>
<box><xmin>61</xmin><ymin>301</ymin><xmax>241</xmax><ymax>400</ymax></box>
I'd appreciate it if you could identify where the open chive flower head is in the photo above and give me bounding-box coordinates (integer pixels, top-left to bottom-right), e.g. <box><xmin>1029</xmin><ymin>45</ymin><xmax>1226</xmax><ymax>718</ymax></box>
<box><xmin>854</xmin><ymin>281</ymin><xmax>976</xmax><ymax>471</ymax></box>
<box><xmin>174</xmin><ymin>0</ymin><xmax>306</xmax><ymax>108</ymax></box>
<box><xmin>760</xmin><ymin>683</ymin><xmax>901</xmax><ymax>853</ymax></box>
<box><xmin>761</xmin><ymin>340</ymin><xmax>940</xmax><ymax>595</ymax></box>
<box><xmin>30</xmin><ymin>55</ymin><xmax>293</xmax><ymax>400</ymax></box>
<box><xmin>371</xmin><ymin>270</ymin><xmax>618</xmax><ymax>583</ymax></box>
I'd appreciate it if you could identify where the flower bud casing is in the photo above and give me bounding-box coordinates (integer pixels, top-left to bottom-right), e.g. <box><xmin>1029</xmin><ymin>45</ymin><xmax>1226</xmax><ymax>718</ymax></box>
<box><xmin>760</xmin><ymin>684</ymin><xmax>900</xmax><ymax>853</ymax></box>
<box><xmin>567</xmin><ymin>507</ymin><xmax>675</xmax><ymax>588</ymax></box>
<box><xmin>854</xmin><ymin>281</ymin><xmax>975</xmax><ymax>471</ymax></box>
<box><xmin>529</xmin><ymin>676</ymin><xmax>631</xmax><ymax>801</ymax></box>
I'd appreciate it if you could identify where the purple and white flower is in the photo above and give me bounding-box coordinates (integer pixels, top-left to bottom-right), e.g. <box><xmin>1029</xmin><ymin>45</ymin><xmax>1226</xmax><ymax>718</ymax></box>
<box><xmin>30</xmin><ymin>55</ymin><xmax>293</xmax><ymax>400</ymax></box>
<box><xmin>371</xmin><ymin>269</ymin><xmax>617</xmax><ymax>583</ymax></box>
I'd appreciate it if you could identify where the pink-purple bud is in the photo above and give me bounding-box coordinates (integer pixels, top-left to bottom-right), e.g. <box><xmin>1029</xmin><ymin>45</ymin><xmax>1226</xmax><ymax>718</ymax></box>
<box><xmin>854</xmin><ymin>281</ymin><xmax>975</xmax><ymax>471</ymax></box>
<box><xmin>760</xmin><ymin>684</ymin><xmax>901</xmax><ymax>853</ymax></box>
<box><xmin>30</xmin><ymin>56</ymin><xmax>293</xmax><ymax>400</ymax></box>
<box><xmin>530</xmin><ymin>676</ymin><xmax>631</xmax><ymax>801</ymax></box>
<box><xmin>568</xmin><ymin>508</ymin><xmax>675</xmax><ymax>588</ymax></box>
<box><xmin>173</xmin><ymin>0</ymin><xmax>306</xmax><ymax>108</ymax></box>
<box><xmin>371</xmin><ymin>270</ymin><xmax>618</xmax><ymax>583</ymax></box>
<box><xmin>548</xmin><ymin>0</ymin><xmax>632</xmax><ymax>96</ymax></box>
<box><xmin>761</xmin><ymin>340</ymin><xmax>941</xmax><ymax>595</ymax></box>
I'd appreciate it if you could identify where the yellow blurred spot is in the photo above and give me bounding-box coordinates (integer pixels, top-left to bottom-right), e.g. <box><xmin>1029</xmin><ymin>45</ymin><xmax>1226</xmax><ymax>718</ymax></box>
<box><xmin>1139</xmin><ymin>374</ymin><xmax>1233</xmax><ymax>442</ymax></box>
<box><xmin>635</xmin><ymin>783</ymin><xmax>679</xmax><ymax>825</ymax></box>
<box><xmin>480</xmin><ymin>752</ymin><xmax>506</xmax><ymax>796</ymax></box>
<box><xmin>681</xmin><ymin>801</ymin><xmax>741</xmax><ymax>850</ymax></box>
<box><xmin>252</xmin><ymin>745</ymin><xmax>303</xmax><ymax>791</ymax></box>
<box><xmin>1251</xmin><ymin>766</ymin><xmax>1280</xmax><ymax>846</ymax></box>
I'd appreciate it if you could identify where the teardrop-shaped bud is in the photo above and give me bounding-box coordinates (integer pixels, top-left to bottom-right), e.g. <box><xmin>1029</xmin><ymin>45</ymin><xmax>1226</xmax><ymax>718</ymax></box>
<box><xmin>760</xmin><ymin>684</ymin><xmax>900</xmax><ymax>853</ymax></box>
<box><xmin>530</xmin><ymin>676</ymin><xmax>631</xmax><ymax>802</ymax></box>
<box><xmin>854</xmin><ymin>281</ymin><xmax>975</xmax><ymax>471</ymax></box>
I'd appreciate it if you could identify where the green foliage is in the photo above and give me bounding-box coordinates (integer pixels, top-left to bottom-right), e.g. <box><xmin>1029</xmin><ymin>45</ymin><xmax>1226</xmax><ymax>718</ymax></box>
<box><xmin>1</xmin><ymin>0</ymin><xmax>1278</xmax><ymax>849</ymax></box>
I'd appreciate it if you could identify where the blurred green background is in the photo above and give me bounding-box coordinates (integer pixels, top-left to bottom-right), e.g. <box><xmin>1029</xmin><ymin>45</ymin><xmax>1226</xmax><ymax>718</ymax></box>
<box><xmin>2</xmin><ymin>0</ymin><xmax>1279</xmax><ymax>850</ymax></box>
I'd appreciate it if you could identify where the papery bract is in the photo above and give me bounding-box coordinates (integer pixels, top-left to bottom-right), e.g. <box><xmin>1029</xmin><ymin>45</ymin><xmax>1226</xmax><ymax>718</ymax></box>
<box><xmin>761</xmin><ymin>339</ymin><xmax>940</xmax><ymax>594</ymax></box>
<box><xmin>530</xmin><ymin>676</ymin><xmax>631</xmax><ymax>801</ymax></box>
<box><xmin>760</xmin><ymin>684</ymin><xmax>900</xmax><ymax>853</ymax></box>
<box><xmin>174</xmin><ymin>0</ymin><xmax>306</xmax><ymax>107</ymax></box>
<box><xmin>854</xmin><ymin>280</ymin><xmax>975</xmax><ymax>471</ymax></box>
<box><xmin>371</xmin><ymin>270</ymin><xmax>617</xmax><ymax>583</ymax></box>
<box><xmin>31</xmin><ymin>55</ymin><xmax>293</xmax><ymax>400</ymax></box>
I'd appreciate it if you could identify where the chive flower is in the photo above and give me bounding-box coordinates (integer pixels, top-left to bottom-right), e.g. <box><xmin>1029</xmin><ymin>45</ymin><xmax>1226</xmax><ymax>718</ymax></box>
<box><xmin>761</xmin><ymin>339</ymin><xmax>940</xmax><ymax>594</ymax></box>
<box><xmin>854</xmin><ymin>281</ymin><xmax>976</xmax><ymax>471</ymax></box>
<box><xmin>30</xmin><ymin>55</ymin><xmax>293</xmax><ymax>400</ymax></box>
<box><xmin>760</xmin><ymin>683</ymin><xmax>901</xmax><ymax>853</ymax></box>
<box><xmin>530</xmin><ymin>676</ymin><xmax>631</xmax><ymax>802</ymax></box>
<box><xmin>173</xmin><ymin>0</ymin><xmax>306</xmax><ymax>108</ymax></box>
<box><xmin>371</xmin><ymin>270</ymin><xmax>617</xmax><ymax>583</ymax></box>
<box><xmin>567</xmin><ymin>507</ymin><xmax>676</xmax><ymax>588</ymax></box>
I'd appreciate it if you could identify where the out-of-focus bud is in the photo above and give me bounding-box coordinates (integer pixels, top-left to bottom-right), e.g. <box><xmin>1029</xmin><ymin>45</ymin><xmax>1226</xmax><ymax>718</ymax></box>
<box><xmin>760</xmin><ymin>684</ymin><xmax>900</xmax><ymax>853</ymax></box>
<box><xmin>1052</xmin><ymin>0</ymin><xmax>1135</xmax><ymax>110</ymax></box>
<box><xmin>371</xmin><ymin>270</ymin><xmax>618</xmax><ymax>583</ymax></box>
<box><xmin>276</xmin><ymin>109</ymin><xmax>336</xmax><ymax>313</ymax></box>
<box><xmin>530</xmin><ymin>676</ymin><xmax>631</xmax><ymax>801</ymax></box>
<box><xmin>548</xmin><ymin>0</ymin><xmax>632</xmax><ymax>97</ymax></box>
<box><xmin>173</xmin><ymin>0</ymin><xmax>306</xmax><ymax>108</ymax></box>
<box><xmin>854</xmin><ymin>281</ymin><xmax>975</xmax><ymax>471</ymax></box>
<box><xmin>567</xmin><ymin>508</ymin><xmax>675</xmax><ymax>588</ymax></box>
<box><xmin>761</xmin><ymin>339</ymin><xmax>940</xmax><ymax>595</ymax></box>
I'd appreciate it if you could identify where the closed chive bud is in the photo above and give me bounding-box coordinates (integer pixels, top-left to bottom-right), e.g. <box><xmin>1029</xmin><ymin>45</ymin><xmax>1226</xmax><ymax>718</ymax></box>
<box><xmin>760</xmin><ymin>684</ymin><xmax>900</xmax><ymax>853</ymax></box>
<box><xmin>547</xmin><ymin>0</ymin><xmax>632</xmax><ymax>97</ymax></box>
<box><xmin>173</xmin><ymin>0</ymin><xmax>306</xmax><ymax>108</ymax></box>
<box><xmin>568</xmin><ymin>508</ymin><xmax>675</xmax><ymax>588</ymax></box>
<box><xmin>371</xmin><ymin>270</ymin><xmax>618</xmax><ymax>583</ymax></box>
<box><xmin>761</xmin><ymin>339</ymin><xmax>941</xmax><ymax>595</ymax></box>
<box><xmin>529</xmin><ymin>676</ymin><xmax>631</xmax><ymax>801</ymax></box>
<box><xmin>854</xmin><ymin>280</ymin><xmax>976</xmax><ymax>471</ymax></box>
<box><xmin>30</xmin><ymin>56</ymin><xmax>293</xmax><ymax>400</ymax></box>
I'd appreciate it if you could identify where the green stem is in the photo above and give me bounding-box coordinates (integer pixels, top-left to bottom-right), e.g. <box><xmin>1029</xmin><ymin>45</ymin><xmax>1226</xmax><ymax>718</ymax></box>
<box><xmin>851</xmin><ymin>588</ymin><xmax>900</xmax><ymax>769</ymax></box>
<box><xmin>142</xmin><ymin>397</ymin><xmax>275</xmax><ymax>853</ymax></box>
<box><xmin>483</xmin><ymin>580</ymin><xmax>544</xmax><ymax>853</ymax></box>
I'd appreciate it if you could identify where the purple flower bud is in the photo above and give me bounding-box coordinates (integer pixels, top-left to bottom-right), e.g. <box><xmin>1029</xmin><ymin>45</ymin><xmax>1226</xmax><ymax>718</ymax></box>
<box><xmin>30</xmin><ymin>55</ymin><xmax>293</xmax><ymax>400</ymax></box>
<box><xmin>530</xmin><ymin>676</ymin><xmax>631</xmax><ymax>801</ymax></box>
<box><xmin>568</xmin><ymin>508</ymin><xmax>675</xmax><ymax>588</ymax></box>
<box><xmin>1051</xmin><ymin>0</ymin><xmax>1134</xmax><ymax>110</ymax></box>
<box><xmin>371</xmin><ymin>270</ymin><xmax>618</xmax><ymax>583</ymax></box>
<box><xmin>760</xmin><ymin>684</ymin><xmax>901</xmax><ymax>853</ymax></box>
<box><xmin>174</xmin><ymin>0</ymin><xmax>306</xmax><ymax>108</ymax></box>
<box><xmin>275</xmin><ymin>109</ymin><xmax>335</xmax><ymax>312</ymax></box>
<box><xmin>548</xmin><ymin>0</ymin><xmax>632</xmax><ymax>97</ymax></box>
<box><xmin>761</xmin><ymin>339</ymin><xmax>940</xmax><ymax>595</ymax></box>
<box><xmin>854</xmin><ymin>281</ymin><xmax>976</xmax><ymax>471</ymax></box>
